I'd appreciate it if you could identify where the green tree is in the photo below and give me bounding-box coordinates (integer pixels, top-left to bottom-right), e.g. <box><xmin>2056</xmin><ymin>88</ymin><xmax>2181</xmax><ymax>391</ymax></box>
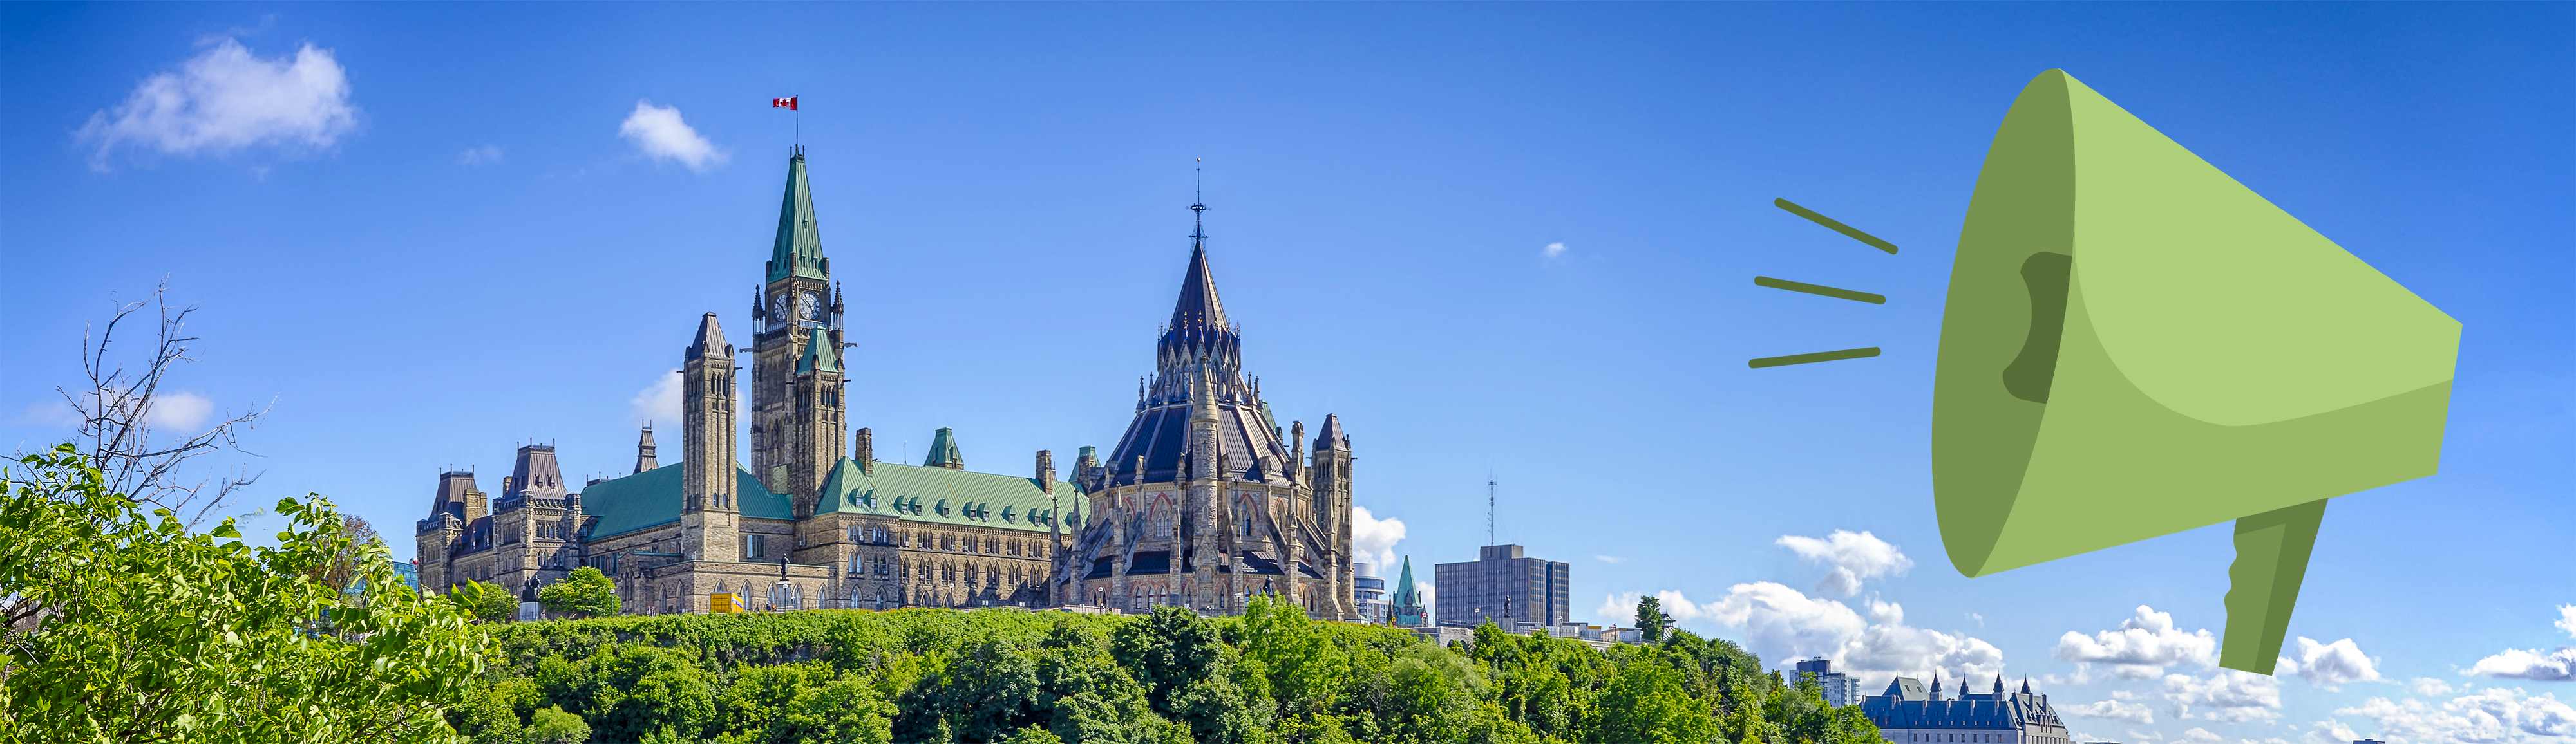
<box><xmin>526</xmin><ymin>706</ymin><xmax>591</xmax><ymax>744</ymax></box>
<box><xmin>1113</xmin><ymin>605</ymin><xmax>1264</xmax><ymax>744</ymax></box>
<box><xmin>0</xmin><ymin>445</ymin><xmax>488</xmax><ymax>743</ymax></box>
<box><xmin>1636</xmin><ymin>595</ymin><xmax>1671</xmax><ymax>643</ymax></box>
<box><xmin>1239</xmin><ymin>593</ymin><xmax>1349</xmax><ymax>723</ymax></box>
<box><xmin>1589</xmin><ymin>658</ymin><xmax>1718</xmax><ymax>744</ymax></box>
<box><xmin>538</xmin><ymin>565</ymin><xmax>620</xmax><ymax>618</ymax></box>
<box><xmin>453</xmin><ymin>579</ymin><xmax>519</xmax><ymax>624</ymax></box>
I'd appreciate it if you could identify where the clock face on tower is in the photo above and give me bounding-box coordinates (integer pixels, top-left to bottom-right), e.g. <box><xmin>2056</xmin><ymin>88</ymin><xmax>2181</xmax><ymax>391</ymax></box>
<box><xmin>770</xmin><ymin>293</ymin><xmax>789</xmax><ymax>324</ymax></box>
<box><xmin>798</xmin><ymin>292</ymin><xmax>820</xmax><ymax>321</ymax></box>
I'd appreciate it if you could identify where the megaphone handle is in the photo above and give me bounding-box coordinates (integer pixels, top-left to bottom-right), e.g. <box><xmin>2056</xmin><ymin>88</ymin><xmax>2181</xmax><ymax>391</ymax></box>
<box><xmin>2218</xmin><ymin>498</ymin><xmax>2329</xmax><ymax>674</ymax></box>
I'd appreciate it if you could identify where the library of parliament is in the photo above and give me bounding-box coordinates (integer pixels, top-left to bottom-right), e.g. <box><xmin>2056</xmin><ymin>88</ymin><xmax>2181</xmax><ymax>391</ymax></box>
<box><xmin>413</xmin><ymin>149</ymin><xmax>1361</xmax><ymax>619</ymax></box>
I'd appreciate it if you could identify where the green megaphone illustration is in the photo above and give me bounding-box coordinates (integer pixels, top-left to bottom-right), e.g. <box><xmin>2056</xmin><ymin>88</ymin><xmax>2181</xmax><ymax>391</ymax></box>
<box><xmin>1931</xmin><ymin>70</ymin><xmax>2462</xmax><ymax>674</ymax></box>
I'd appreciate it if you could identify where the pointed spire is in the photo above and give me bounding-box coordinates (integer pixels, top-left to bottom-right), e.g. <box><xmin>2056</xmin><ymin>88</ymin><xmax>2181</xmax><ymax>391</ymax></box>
<box><xmin>686</xmin><ymin>312</ymin><xmax>728</xmax><ymax>360</ymax></box>
<box><xmin>768</xmin><ymin>152</ymin><xmax>827</xmax><ymax>283</ymax></box>
<box><xmin>1315</xmin><ymin>413</ymin><xmax>1347</xmax><ymax>451</ymax></box>
<box><xmin>634</xmin><ymin>422</ymin><xmax>659</xmax><ymax>474</ymax></box>
<box><xmin>1170</xmin><ymin>236</ymin><xmax>1227</xmax><ymax>332</ymax></box>
<box><xmin>1172</xmin><ymin>163</ymin><xmax>1226</xmax><ymax>332</ymax></box>
<box><xmin>1994</xmin><ymin>675</ymin><xmax>2005</xmax><ymax>694</ymax></box>
<box><xmin>2021</xmin><ymin>677</ymin><xmax>2032</xmax><ymax>694</ymax></box>
<box><xmin>1392</xmin><ymin>556</ymin><xmax>1419</xmax><ymax>606</ymax></box>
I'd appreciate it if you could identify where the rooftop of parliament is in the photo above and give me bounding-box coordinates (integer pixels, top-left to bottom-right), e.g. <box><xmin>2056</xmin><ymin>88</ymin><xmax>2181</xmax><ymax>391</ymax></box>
<box><xmin>415</xmin><ymin>149</ymin><xmax>1362</xmax><ymax>620</ymax></box>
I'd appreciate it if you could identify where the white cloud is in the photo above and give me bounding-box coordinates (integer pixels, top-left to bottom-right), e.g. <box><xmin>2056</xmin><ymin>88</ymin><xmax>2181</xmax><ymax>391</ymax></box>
<box><xmin>147</xmin><ymin>391</ymin><xmax>214</xmax><ymax>431</ymax></box>
<box><xmin>619</xmin><ymin>100</ymin><xmax>724</xmax><ymax>172</ymax></box>
<box><xmin>2305</xmin><ymin>718</ymin><xmax>2368</xmax><ymax>744</ymax></box>
<box><xmin>2465</xmin><ymin>647</ymin><xmax>2576</xmax><ymax>682</ymax></box>
<box><xmin>17</xmin><ymin>400</ymin><xmax>82</xmax><ymax>427</ymax></box>
<box><xmin>1596</xmin><ymin>555</ymin><xmax>1625</xmax><ymax>563</ymax></box>
<box><xmin>2462</xmin><ymin>605</ymin><xmax>2576</xmax><ymax>682</ymax></box>
<box><xmin>2181</xmin><ymin>728</ymin><xmax>2226</xmax><ymax>744</ymax></box>
<box><xmin>1542</xmin><ymin>241</ymin><xmax>1567</xmax><ymax>259</ymax></box>
<box><xmin>458</xmin><ymin>144</ymin><xmax>502</xmax><ymax>165</ymax></box>
<box><xmin>1698</xmin><ymin>582</ymin><xmax>1871</xmax><ymax>661</ymax></box>
<box><xmin>2064</xmin><ymin>699</ymin><xmax>2157</xmax><ymax>725</ymax></box>
<box><xmin>19</xmin><ymin>389</ymin><xmax>213</xmax><ymax>431</ymax></box>
<box><xmin>2277</xmin><ymin>637</ymin><xmax>2382</xmax><ymax>689</ymax></box>
<box><xmin>2414</xmin><ymin>678</ymin><xmax>2459</xmax><ymax>696</ymax></box>
<box><xmin>2336</xmin><ymin>687</ymin><xmax>2576</xmax><ymax>744</ymax></box>
<box><xmin>1776</xmin><ymin>530</ymin><xmax>1913</xmax><ymax>597</ymax></box>
<box><xmin>1659</xmin><ymin>582</ymin><xmax>2003</xmax><ymax>689</ymax></box>
<box><xmin>1349</xmin><ymin>504</ymin><xmax>1405</xmax><ymax>572</ymax></box>
<box><xmin>79</xmin><ymin>38</ymin><xmax>357</xmax><ymax>167</ymax></box>
<box><xmin>2055</xmin><ymin>605</ymin><xmax>2220</xmax><ymax>679</ymax></box>
<box><xmin>1841</xmin><ymin>598</ymin><xmax>2007</xmax><ymax>687</ymax></box>
<box><xmin>630</xmin><ymin>371</ymin><xmax>681</xmax><ymax>429</ymax></box>
<box><xmin>1598</xmin><ymin>591</ymin><xmax>1642</xmax><ymax>627</ymax></box>
<box><xmin>2162</xmin><ymin>669</ymin><xmax>2284</xmax><ymax>723</ymax></box>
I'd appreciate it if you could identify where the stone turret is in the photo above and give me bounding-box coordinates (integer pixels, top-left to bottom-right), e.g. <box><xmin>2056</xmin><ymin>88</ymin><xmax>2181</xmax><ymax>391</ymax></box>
<box><xmin>1312</xmin><ymin>413</ymin><xmax>1354</xmax><ymax>618</ymax></box>
<box><xmin>634</xmin><ymin>423</ymin><xmax>659</xmax><ymax>474</ymax></box>
<box><xmin>681</xmin><ymin>312</ymin><xmax>739</xmax><ymax>563</ymax></box>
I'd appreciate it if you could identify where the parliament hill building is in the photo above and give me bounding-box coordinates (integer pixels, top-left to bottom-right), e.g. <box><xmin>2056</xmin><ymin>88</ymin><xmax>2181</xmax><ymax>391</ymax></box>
<box><xmin>415</xmin><ymin>150</ymin><xmax>1361</xmax><ymax>619</ymax></box>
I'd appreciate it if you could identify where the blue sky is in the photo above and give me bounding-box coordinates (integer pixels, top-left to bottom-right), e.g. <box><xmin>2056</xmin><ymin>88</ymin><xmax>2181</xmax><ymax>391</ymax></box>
<box><xmin>3</xmin><ymin>3</ymin><xmax>2570</xmax><ymax>743</ymax></box>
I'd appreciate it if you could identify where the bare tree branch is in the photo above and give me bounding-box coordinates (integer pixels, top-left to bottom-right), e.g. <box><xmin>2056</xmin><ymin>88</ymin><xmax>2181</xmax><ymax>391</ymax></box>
<box><xmin>51</xmin><ymin>280</ymin><xmax>271</xmax><ymax>522</ymax></box>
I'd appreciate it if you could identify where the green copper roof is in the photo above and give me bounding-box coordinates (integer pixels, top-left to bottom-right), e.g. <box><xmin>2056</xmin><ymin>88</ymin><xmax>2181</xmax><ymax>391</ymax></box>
<box><xmin>1390</xmin><ymin>556</ymin><xmax>1421</xmax><ymax>606</ymax></box>
<box><xmin>816</xmin><ymin>458</ymin><xmax>1079</xmax><ymax>534</ymax></box>
<box><xmin>768</xmin><ymin>154</ymin><xmax>828</xmax><ymax>283</ymax></box>
<box><xmin>924</xmin><ymin>427</ymin><xmax>963</xmax><ymax>469</ymax></box>
<box><xmin>797</xmin><ymin>326</ymin><xmax>841</xmax><ymax>374</ymax></box>
<box><xmin>578</xmin><ymin>462</ymin><xmax>790</xmax><ymax>539</ymax></box>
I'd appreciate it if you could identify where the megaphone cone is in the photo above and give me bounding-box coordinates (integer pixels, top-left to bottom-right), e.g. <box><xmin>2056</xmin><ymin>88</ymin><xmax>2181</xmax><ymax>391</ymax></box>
<box><xmin>1933</xmin><ymin>70</ymin><xmax>2460</xmax><ymax>674</ymax></box>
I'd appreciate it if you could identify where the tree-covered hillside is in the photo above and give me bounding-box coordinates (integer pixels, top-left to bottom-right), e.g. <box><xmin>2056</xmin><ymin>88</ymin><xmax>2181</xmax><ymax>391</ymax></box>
<box><xmin>455</xmin><ymin>597</ymin><xmax>1890</xmax><ymax>744</ymax></box>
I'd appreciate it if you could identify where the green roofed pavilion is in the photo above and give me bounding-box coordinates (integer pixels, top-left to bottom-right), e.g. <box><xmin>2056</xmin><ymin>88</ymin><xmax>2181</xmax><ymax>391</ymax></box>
<box><xmin>924</xmin><ymin>427</ymin><xmax>963</xmax><ymax>469</ymax></box>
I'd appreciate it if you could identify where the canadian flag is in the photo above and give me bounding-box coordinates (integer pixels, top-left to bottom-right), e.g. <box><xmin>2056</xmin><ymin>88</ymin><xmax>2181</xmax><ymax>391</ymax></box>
<box><xmin>771</xmin><ymin>97</ymin><xmax>797</xmax><ymax>110</ymax></box>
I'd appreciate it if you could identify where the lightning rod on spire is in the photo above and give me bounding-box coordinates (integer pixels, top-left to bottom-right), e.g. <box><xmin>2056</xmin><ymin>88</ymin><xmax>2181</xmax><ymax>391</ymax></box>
<box><xmin>1191</xmin><ymin>158</ymin><xmax>1208</xmax><ymax>246</ymax></box>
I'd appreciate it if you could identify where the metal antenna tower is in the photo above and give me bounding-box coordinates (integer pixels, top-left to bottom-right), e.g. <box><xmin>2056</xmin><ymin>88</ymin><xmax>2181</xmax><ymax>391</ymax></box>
<box><xmin>1488</xmin><ymin>475</ymin><xmax>1497</xmax><ymax>546</ymax></box>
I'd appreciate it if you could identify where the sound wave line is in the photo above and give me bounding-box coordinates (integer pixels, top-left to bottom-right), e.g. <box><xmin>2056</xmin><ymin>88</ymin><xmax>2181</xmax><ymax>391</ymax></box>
<box><xmin>1756</xmin><ymin>276</ymin><xmax>1886</xmax><ymax>304</ymax></box>
<box><xmin>1747</xmin><ymin>347</ymin><xmax>1882</xmax><ymax>368</ymax></box>
<box><xmin>1775</xmin><ymin>198</ymin><xmax>1899</xmax><ymax>254</ymax></box>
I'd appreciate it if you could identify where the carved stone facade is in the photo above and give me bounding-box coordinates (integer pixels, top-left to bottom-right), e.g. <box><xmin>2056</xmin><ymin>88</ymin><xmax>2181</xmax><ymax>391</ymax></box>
<box><xmin>416</xmin><ymin>150</ymin><xmax>1352</xmax><ymax>618</ymax></box>
<box><xmin>1047</xmin><ymin>198</ymin><xmax>1359</xmax><ymax>619</ymax></box>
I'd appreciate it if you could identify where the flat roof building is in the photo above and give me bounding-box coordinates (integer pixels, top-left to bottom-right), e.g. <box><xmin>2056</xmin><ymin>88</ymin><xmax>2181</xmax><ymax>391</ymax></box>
<box><xmin>1796</xmin><ymin>658</ymin><xmax>1865</xmax><ymax>707</ymax></box>
<box><xmin>1434</xmin><ymin>544</ymin><xmax>1569</xmax><ymax>629</ymax></box>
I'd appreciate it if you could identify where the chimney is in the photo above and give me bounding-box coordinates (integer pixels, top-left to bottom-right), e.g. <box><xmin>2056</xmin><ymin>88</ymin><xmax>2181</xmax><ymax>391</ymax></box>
<box><xmin>855</xmin><ymin>427</ymin><xmax>874</xmax><ymax>475</ymax></box>
<box><xmin>1037</xmin><ymin>449</ymin><xmax>1056</xmax><ymax>494</ymax></box>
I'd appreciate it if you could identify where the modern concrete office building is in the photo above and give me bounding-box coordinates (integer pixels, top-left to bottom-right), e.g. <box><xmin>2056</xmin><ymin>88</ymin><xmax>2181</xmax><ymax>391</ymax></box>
<box><xmin>1433</xmin><ymin>544</ymin><xmax>1569</xmax><ymax>629</ymax></box>
<box><xmin>1795</xmin><ymin>658</ymin><xmax>1865</xmax><ymax>707</ymax></box>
